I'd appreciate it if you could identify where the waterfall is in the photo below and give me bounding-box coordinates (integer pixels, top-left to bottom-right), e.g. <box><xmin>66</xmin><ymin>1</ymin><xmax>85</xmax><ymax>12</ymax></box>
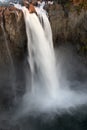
<box><xmin>22</xmin><ymin>7</ymin><xmax>58</xmax><ymax>97</ymax></box>
<box><xmin>13</xmin><ymin>5</ymin><xmax>87</xmax><ymax>118</ymax></box>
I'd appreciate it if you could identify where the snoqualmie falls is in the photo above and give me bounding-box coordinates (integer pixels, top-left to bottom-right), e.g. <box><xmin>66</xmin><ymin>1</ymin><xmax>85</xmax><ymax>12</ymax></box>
<box><xmin>0</xmin><ymin>1</ymin><xmax>87</xmax><ymax>130</ymax></box>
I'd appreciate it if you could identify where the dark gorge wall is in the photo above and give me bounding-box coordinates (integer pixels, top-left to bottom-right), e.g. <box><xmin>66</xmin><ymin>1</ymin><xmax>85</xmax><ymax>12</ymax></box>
<box><xmin>0</xmin><ymin>6</ymin><xmax>27</xmax><ymax>110</ymax></box>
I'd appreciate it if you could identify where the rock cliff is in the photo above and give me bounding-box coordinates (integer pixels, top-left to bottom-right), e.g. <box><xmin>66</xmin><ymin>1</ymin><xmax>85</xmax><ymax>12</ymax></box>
<box><xmin>0</xmin><ymin>6</ymin><xmax>27</xmax><ymax>110</ymax></box>
<box><xmin>0</xmin><ymin>4</ymin><xmax>87</xmax><ymax>55</ymax></box>
<box><xmin>49</xmin><ymin>4</ymin><xmax>87</xmax><ymax>49</ymax></box>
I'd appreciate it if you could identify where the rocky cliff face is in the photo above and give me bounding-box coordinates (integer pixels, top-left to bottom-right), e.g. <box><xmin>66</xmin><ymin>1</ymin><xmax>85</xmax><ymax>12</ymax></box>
<box><xmin>49</xmin><ymin>4</ymin><xmax>87</xmax><ymax>51</ymax></box>
<box><xmin>0</xmin><ymin>6</ymin><xmax>27</xmax><ymax>64</ymax></box>
<box><xmin>0</xmin><ymin>6</ymin><xmax>27</xmax><ymax>110</ymax></box>
<box><xmin>0</xmin><ymin>5</ymin><xmax>87</xmax><ymax>57</ymax></box>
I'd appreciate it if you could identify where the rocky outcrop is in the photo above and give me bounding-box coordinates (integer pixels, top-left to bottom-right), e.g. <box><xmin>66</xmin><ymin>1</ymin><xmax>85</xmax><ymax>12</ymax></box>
<box><xmin>0</xmin><ymin>6</ymin><xmax>27</xmax><ymax>110</ymax></box>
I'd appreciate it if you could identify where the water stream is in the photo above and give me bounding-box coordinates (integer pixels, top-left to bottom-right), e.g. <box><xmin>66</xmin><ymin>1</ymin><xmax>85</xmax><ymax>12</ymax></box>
<box><xmin>17</xmin><ymin>6</ymin><xmax>87</xmax><ymax>117</ymax></box>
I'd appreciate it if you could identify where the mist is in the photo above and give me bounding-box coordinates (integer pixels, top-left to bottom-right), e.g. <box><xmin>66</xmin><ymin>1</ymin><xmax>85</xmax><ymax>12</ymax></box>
<box><xmin>13</xmin><ymin>43</ymin><xmax>87</xmax><ymax>122</ymax></box>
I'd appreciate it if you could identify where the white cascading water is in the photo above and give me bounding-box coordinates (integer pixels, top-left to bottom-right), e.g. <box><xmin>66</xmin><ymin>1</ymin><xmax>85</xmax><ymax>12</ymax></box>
<box><xmin>22</xmin><ymin>7</ymin><xmax>58</xmax><ymax>97</ymax></box>
<box><xmin>35</xmin><ymin>7</ymin><xmax>53</xmax><ymax>48</ymax></box>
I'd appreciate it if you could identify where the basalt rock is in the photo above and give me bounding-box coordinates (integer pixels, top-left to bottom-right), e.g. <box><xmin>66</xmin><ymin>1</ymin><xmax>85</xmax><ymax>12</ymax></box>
<box><xmin>0</xmin><ymin>6</ymin><xmax>27</xmax><ymax>110</ymax></box>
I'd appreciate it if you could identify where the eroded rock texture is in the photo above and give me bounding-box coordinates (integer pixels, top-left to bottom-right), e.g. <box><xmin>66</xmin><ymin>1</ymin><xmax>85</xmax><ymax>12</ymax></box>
<box><xmin>0</xmin><ymin>6</ymin><xmax>27</xmax><ymax>111</ymax></box>
<box><xmin>49</xmin><ymin>4</ymin><xmax>87</xmax><ymax>48</ymax></box>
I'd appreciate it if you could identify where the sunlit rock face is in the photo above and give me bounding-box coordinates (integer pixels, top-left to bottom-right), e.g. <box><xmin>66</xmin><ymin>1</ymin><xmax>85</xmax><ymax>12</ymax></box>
<box><xmin>4</xmin><ymin>6</ymin><xmax>27</xmax><ymax>59</ymax></box>
<box><xmin>0</xmin><ymin>6</ymin><xmax>27</xmax><ymax>63</ymax></box>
